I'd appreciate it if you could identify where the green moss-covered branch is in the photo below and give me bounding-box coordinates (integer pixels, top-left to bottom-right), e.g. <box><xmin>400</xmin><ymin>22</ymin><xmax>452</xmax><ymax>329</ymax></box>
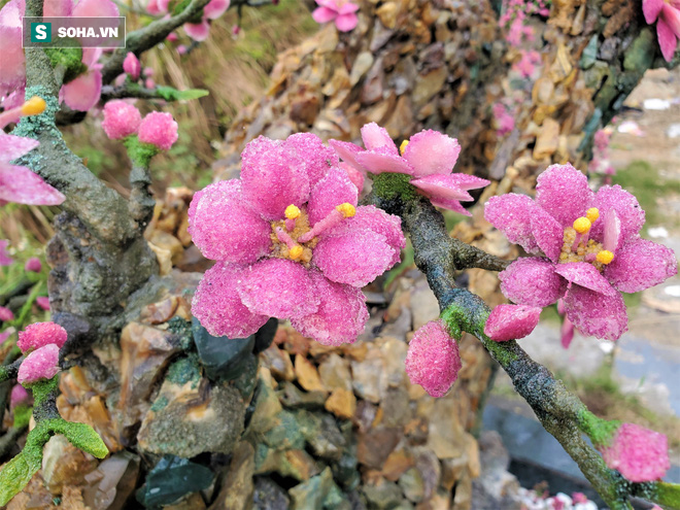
<box><xmin>364</xmin><ymin>175</ymin><xmax>679</xmax><ymax>510</ymax></box>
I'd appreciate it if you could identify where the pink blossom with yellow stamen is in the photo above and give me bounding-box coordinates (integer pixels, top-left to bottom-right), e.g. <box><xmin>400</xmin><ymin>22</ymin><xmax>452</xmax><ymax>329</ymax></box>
<box><xmin>485</xmin><ymin>164</ymin><xmax>677</xmax><ymax>342</ymax></box>
<box><xmin>189</xmin><ymin>133</ymin><xmax>405</xmax><ymax>346</ymax></box>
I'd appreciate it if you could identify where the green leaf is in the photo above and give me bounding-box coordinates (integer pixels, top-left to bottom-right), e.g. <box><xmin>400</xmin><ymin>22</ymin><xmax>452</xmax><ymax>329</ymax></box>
<box><xmin>155</xmin><ymin>85</ymin><xmax>209</xmax><ymax>102</ymax></box>
<box><xmin>0</xmin><ymin>449</ymin><xmax>42</xmax><ymax>506</ymax></box>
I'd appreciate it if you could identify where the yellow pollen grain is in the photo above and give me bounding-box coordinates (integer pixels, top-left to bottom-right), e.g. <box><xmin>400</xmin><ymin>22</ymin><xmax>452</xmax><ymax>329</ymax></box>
<box><xmin>596</xmin><ymin>250</ymin><xmax>614</xmax><ymax>265</ymax></box>
<box><xmin>336</xmin><ymin>203</ymin><xmax>356</xmax><ymax>218</ymax></box>
<box><xmin>21</xmin><ymin>96</ymin><xmax>46</xmax><ymax>116</ymax></box>
<box><xmin>289</xmin><ymin>245</ymin><xmax>304</xmax><ymax>260</ymax></box>
<box><xmin>586</xmin><ymin>207</ymin><xmax>600</xmax><ymax>223</ymax></box>
<box><xmin>285</xmin><ymin>204</ymin><xmax>301</xmax><ymax>220</ymax></box>
<box><xmin>399</xmin><ymin>140</ymin><xmax>409</xmax><ymax>155</ymax></box>
<box><xmin>573</xmin><ymin>217</ymin><xmax>591</xmax><ymax>234</ymax></box>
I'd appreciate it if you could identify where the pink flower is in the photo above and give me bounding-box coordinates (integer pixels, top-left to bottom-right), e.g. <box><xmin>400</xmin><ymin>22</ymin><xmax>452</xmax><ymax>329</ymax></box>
<box><xmin>405</xmin><ymin>319</ymin><xmax>461</xmax><ymax>397</ymax></box>
<box><xmin>513</xmin><ymin>50</ymin><xmax>540</xmax><ymax>78</ymax></box>
<box><xmin>138</xmin><ymin>112</ymin><xmax>178</xmax><ymax>151</ymax></box>
<box><xmin>330</xmin><ymin>123</ymin><xmax>489</xmax><ymax>215</ymax></box>
<box><xmin>0</xmin><ymin>329</ymin><xmax>11</xmax><ymax>344</ymax></box>
<box><xmin>485</xmin><ymin>164</ymin><xmax>678</xmax><ymax>341</ymax></box>
<box><xmin>484</xmin><ymin>304</ymin><xmax>541</xmax><ymax>342</ymax></box>
<box><xmin>123</xmin><ymin>52</ymin><xmax>142</xmax><ymax>81</ymax></box>
<box><xmin>9</xmin><ymin>384</ymin><xmax>31</xmax><ymax>409</ymax></box>
<box><xmin>24</xmin><ymin>257</ymin><xmax>41</xmax><ymax>273</ymax></box>
<box><xmin>0</xmin><ymin>306</ymin><xmax>14</xmax><ymax>322</ymax></box>
<box><xmin>148</xmin><ymin>0</ymin><xmax>229</xmax><ymax>41</ymax></box>
<box><xmin>189</xmin><ymin>133</ymin><xmax>405</xmax><ymax>346</ymax></box>
<box><xmin>600</xmin><ymin>423</ymin><xmax>670</xmax><ymax>482</ymax></box>
<box><xmin>17</xmin><ymin>321</ymin><xmax>68</xmax><ymax>353</ymax></box>
<box><xmin>493</xmin><ymin>103</ymin><xmax>516</xmax><ymax>136</ymax></box>
<box><xmin>17</xmin><ymin>343</ymin><xmax>60</xmax><ymax>385</ymax></box>
<box><xmin>101</xmin><ymin>100</ymin><xmax>142</xmax><ymax>140</ymax></box>
<box><xmin>0</xmin><ymin>0</ymin><xmax>118</xmax><ymax>110</ymax></box>
<box><xmin>0</xmin><ymin>239</ymin><xmax>12</xmax><ymax>266</ymax></box>
<box><xmin>312</xmin><ymin>0</ymin><xmax>359</xmax><ymax>32</ymax></box>
<box><xmin>36</xmin><ymin>296</ymin><xmax>50</xmax><ymax>311</ymax></box>
<box><xmin>0</xmin><ymin>134</ymin><xmax>65</xmax><ymax>206</ymax></box>
<box><xmin>643</xmin><ymin>0</ymin><xmax>680</xmax><ymax>62</ymax></box>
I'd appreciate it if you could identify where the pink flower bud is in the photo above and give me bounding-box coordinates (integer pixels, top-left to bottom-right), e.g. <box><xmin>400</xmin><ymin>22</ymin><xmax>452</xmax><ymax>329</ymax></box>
<box><xmin>484</xmin><ymin>304</ymin><xmax>541</xmax><ymax>342</ymax></box>
<box><xmin>17</xmin><ymin>344</ymin><xmax>61</xmax><ymax>385</ymax></box>
<box><xmin>405</xmin><ymin>319</ymin><xmax>461</xmax><ymax>398</ymax></box>
<box><xmin>123</xmin><ymin>52</ymin><xmax>142</xmax><ymax>81</ymax></box>
<box><xmin>166</xmin><ymin>32</ymin><xmax>179</xmax><ymax>42</ymax></box>
<box><xmin>143</xmin><ymin>67</ymin><xmax>154</xmax><ymax>77</ymax></box>
<box><xmin>600</xmin><ymin>423</ymin><xmax>670</xmax><ymax>482</ymax></box>
<box><xmin>231</xmin><ymin>25</ymin><xmax>241</xmax><ymax>36</ymax></box>
<box><xmin>177</xmin><ymin>44</ymin><xmax>188</xmax><ymax>55</ymax></box>
<box><xmin>17</xmin><ymin>322</ymin><xmax>68</xmax><ymax>353</ymax></box>
<box><xmin>0</xmin><ymin>306</ymin><xmax>13</xmax><ymax>322</ymax></box>
<box><xmin>10</xmin><ymin>384</ymin><xmax>31</xmax><ymax>409</ymax></box>
<box><xmin>138</xmin><ymin>112</ymin><xmax>179</xmax><ymax>151</ymax></box>
<box><xmin>36</xmin><ymin>296</ymin><xmax>50</xmax><ymax>311</ymax></box>
<box><xmin>101</xmin><ymin>100</ymin><xmax>142</xmax><ymax>140</ymax></box>
<box><xmin>24</xmin><ymin>257</ymin><xmax>42</xmax><ymax>273</ymax></box>
<box><xmin>145</xmin><ymin>78</ymin><xmax>156</xmax><ymax>89</ymax></box>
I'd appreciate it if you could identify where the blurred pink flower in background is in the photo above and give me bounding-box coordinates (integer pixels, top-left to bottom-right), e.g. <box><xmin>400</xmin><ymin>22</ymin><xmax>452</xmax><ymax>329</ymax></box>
<box><xmin>24</xmin><ymin>257</ymin><xmax>41</xmax><ymax>273</ymax></box>
<box><xmin>312</xmin><ymin>0</ymin><xmax>359</xmax><ymax>32</ymax></box>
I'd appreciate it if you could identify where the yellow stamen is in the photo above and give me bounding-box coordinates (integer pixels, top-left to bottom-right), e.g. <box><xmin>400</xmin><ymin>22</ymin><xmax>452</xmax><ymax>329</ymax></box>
<box><xmin>21</xmin><ymin>96</ymin><xmax>46</xmax><ymax>116</ymax></box>
<box><xmin>285</xmin><ymin>204</ymin><xmax>301</xmax><ymax>220</ymax></box>
<box><xmin>289</xmin><ymin>245</ymin><xmax>304</xmax><ymax>260</ymax></box>
<box><xmin>573</xmin><ymin>217</ymin><xmax>591</xmax><ymax>234</ymax></box>
<box><xmin>596</xmin><ymin>250</ymin><xmax>614</xmax><ymax>265</ymax></box>
<box><xmin>336</xmin><ymin>203</ymin><xmax>356</xmax><ymax>218</ymax></box>
<box><xmin>586</xmin><ymin>207</ymin><xmax>600</xmax><ymax>223</ymax></box>
<box><xmin>399</xmin><ymin>140</ymin><xmax>409</xmax><ymax>155</ymax></box>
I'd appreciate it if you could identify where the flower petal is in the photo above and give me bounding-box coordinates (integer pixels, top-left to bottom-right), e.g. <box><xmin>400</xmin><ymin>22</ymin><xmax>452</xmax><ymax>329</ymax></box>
<box><xmin>307</xmin><ymin>165</ymin><xmax>358</xmax><ymax>226</ymax></box>
<box><xmin>590</xmin><ymin>185</ymin><xmax>645</xmax><ymax>246</ymax></box>
<box><xmin>313</xmin><ymin>230</ymin><xmax>394</xmax><ymax>287</ymax></box>
<box><xmin>663</xmin><ymin>3</ymin><xmax>680</xmax><ymax>38</ymax></box>
<box><xmin>355</xmin><ymin>150</ymin><xmax>413</xmax><ymax>174</ymax></box>
<box><xmin>484</xmin><ymin>193</ymin><xmax>540</xmax><ymax>254</ymax></box>
<box><xmin>340</xmin><ymin>161</ymin><xmax>364</xmax><ymax>191</ymax></box>
<box><xmin>499</xmin><ymin>257</ymin><xmax>566</xmax><ymax>307</ymax></box>
<box><xmin>328</xmin><ymin>139</ymin><xmax>364</xmax><ymax>170</ymax></box>
<box><xmin>61</xmin><ymin>69</ymin><xmax>102</xmax><ymax>111</ymax></box>
<box><xmin>184</xmin><ymin>19</ymin><xmax>210</xmax><ymax>41</ymax></box>
<box><xmin>563</xmin><ymin>285</ymin><xmax>627</xmax><ymax>341</ymax></box>
<box><xmin>237</xmin><ymin>258</ymin><xmax>320</xmax><ymax>319</ymax></box>
<box><xmin>0</xmin><ymin>164</ymin><xmax>65</xmax><ymax>205</ymax></box>
<box><xmin>411</xmin><ymin>174</ymin><xmax>489</xmax><ymax>202</ymax></box>
<box><xmin>484</xmin><ymin>304</ymin><xmax>542</xmax><ymax>342</ymax></box>
<box><xmin>529</xmin><ymin>205</ymin><xmax>564</xmax><ymax>262</ymax></box>
<box><xmin>430</xmin><ymin>195</ymin><xmax>471</xmax><ymax>215</ymax></box>
<box><xmin>312</xmin><ymin>6</ymin><xmax>337</xmax><ymax>23</ymax></box>
<box><xmin>335</xmin><ymin>12</ymin><xmax>358</xmax><ymax>32</ymax></box>
<box><xmin>657</xmin><ymin>17</ymin><xmax>678</xmax><ymax>62</ymax></box>
<box><xmin>204</xmin><ymin>0</ymin><xmax>230</xmax><ymax>19</ymax></box>
<box><xmin>286</xmin><ymin>132</ymin><xmax>339</xmax><ymax>187</ymax></box>
<box><xmin>561</xmin><ymin>316</ymin><xmax>575</xmax><ymax>349</ymax></box>
<box><xmin>405</xmin><ymin>319</ymin><xmax>461</xmax><ymax>398</ymax></box>
<box><xmin>326</xmin><ymin>205</ymin><xmax>405</xmax><ymax>266</ymax></box>
<box><xmin>643</xmin><ymin>0</ymin><xmax>664</xmax><ymax>23</ymax></box>
<box><xmin>192</xmin><ymin>262</ymin><xmax>268</xmax><ymax>338</ymax></box>
<box><xmin>535</xmin><ymin>163</ymin><xmax>593</xmax><ymax>228</ymax></box>
<box><xmin>290</xmin><ymin>271</ymin><xmax>369</xmax><ymax>346</ymax></box>
<box><xmin>603</xmin><ymin>208</ymin><xmax>621</xmax><ymax>252</ymax></box>
<box><xmin>402</xmin><ymin>130</ymin><xmax>462</xmax><ymax>177</ymax></box>
<box><xmin>337</xmin><ymin>2</ymin><xmax>360</xmax><ymax>15</ymax></box>
<box><xmin>604</xmin><ymin>238</ymin><xmax>678</xmax><ymax>293</ymax></box>
<box><xmin>0</xmin><ymin>134</ymin><xmax>39</xmax><ymax>162</ymax></box>
<box><xmin>73</xmin><ymin>0</ymin><xmax>118</xmax><ymax>16</ymax></box>
<box><xmin>187</xmin><ymin>180</ymin><xmax>271</xmax><ymax>264</ymax></box>
<box><xmin>361</xmin><ymin>122</ymin><xmax>398</xmax><ymax>154</ymax></box>
<box><xmin>0</xmin><ymin>26</ymin><xmax>24</xmax><ymax>97</ymax></box>
<box><xmin>240</xmin><ymin>135</ymin><xmax>311</xmax><ymax>220</ymax></box>
<box><xmin>554</xmin><ymin>262</ymin><xmax>618</xmax><ymax>296</ymax></box>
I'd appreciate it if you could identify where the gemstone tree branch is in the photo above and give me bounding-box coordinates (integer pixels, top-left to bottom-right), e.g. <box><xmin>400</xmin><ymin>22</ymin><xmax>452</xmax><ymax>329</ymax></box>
<box><xmin>364</xmin><ymin>182</ymin><xmax>679</xmax><ymax>510</ymax></box>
